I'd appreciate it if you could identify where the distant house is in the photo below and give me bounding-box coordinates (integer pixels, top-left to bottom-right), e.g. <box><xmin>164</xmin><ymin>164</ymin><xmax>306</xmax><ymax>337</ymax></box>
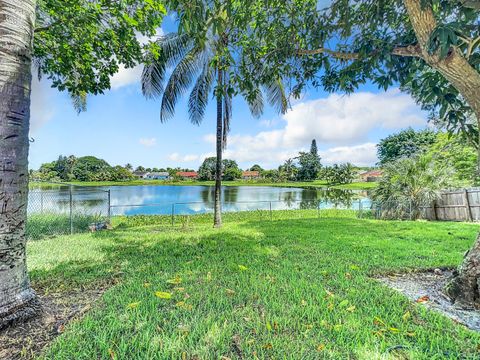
<box><xmin>176</xmin><ymin>171</ymin><xmax>198</xmax><ymax>180</ymax></box>
<box><xmin>359</xmin><ymin>170</ymin><xmax>383</xmax><ymax>182</ymax></box>
<box><xmin>133</xmin><ymin>171</ymin><xmax>148</xmax><ymax>179</ymax></box>
<box><xmin>242</xmin><ymin>170</ymin><xmax>260</xmax><ymax>180</ymax></box>
<box><xmin>145</xmin><ymin>172</ymin><xmax>170</xmax><ymax>180</ymax></box>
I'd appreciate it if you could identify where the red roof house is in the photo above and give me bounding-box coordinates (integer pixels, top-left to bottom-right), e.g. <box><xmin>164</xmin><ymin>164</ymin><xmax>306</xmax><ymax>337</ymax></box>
<box><xmin>242</xmin><ymin>171</ymin><xmax>260</xmax><ymax>180</ymax></box>
<box><xmin>176</xmin><ymin>171</ymin><xmax>198</xmax><ymax>179</ymax></box>
<box><xmin>359</xmin><ymin>170</ymin><xmax>383</xmax><ymax>182</ymax></box>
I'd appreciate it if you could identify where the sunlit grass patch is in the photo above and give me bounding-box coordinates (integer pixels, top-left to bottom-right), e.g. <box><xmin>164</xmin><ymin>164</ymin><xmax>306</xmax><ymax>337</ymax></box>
<box><xmin>27</xmin><ymin>211</ymin><xmax>480</xmax><ymax>359</ymax></box>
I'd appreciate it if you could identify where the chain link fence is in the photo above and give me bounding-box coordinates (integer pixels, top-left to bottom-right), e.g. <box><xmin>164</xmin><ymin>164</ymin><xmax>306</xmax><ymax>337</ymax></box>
<box><xmin>27</xmin><ymin>186</ymin><xmax>110</xmax><ymax>239</ymax></box>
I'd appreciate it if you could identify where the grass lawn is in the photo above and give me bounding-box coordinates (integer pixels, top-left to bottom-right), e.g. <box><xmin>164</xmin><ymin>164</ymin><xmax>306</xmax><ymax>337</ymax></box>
<box><xmin>28</xmin><ymin>210</ymin><xmax>479</xmax><ymax>359</ymax></box>
<box><xmin>30</xmin><ymin>180</ymin><xmax>377</xmax><ymax>191</ymax></box>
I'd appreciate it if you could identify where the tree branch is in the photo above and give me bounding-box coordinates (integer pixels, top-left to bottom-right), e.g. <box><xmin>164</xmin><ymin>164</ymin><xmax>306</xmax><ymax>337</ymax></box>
<box><xmin>297</xmin><ymin>44</ymin><xmax>422</xmax><ymax>60</ymax></box>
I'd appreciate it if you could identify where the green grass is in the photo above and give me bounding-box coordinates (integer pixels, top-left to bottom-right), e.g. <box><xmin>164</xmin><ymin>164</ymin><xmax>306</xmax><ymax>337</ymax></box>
<box><xmin>28</xmin><ymin>210</ymin><xmax>479</xmax><ymax>359</ymax></box>
<box><xmin>30</xmin><ymin>180</ymin><xmax>377</xmax><ymax>190</ymax></box>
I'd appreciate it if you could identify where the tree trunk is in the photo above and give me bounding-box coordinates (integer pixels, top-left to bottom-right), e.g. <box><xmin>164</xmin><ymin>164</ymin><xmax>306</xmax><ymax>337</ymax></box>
<box><xmin>445</xmin><ymin>234</ymin><xmax>480</xmax><ymax>308</ymax></box>
<box><xmin>403</xmin><ymin>0</ymin><xmax>480</xmax><ymax>307</ymax></box>
<box><xmin>0</xmin><ymin>0</ymin><xmax>39</xmax><ymax>329</ymax></box>
<box><xmin>213</xmin><ymin>68</ymin><xmax>223</xmax><ymax>228</ymax></box>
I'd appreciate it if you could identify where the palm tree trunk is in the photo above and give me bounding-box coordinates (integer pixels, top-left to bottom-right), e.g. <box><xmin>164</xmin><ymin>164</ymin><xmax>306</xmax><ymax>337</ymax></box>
<box><xmin>214</xmin><ymin>68</ymin><xmax>223</xmax><ymax>228</ymax></box>
<box><xmin>0</xmin><ymin>0</ymin><xmax>39</xmax><ymax>328</ymax></box>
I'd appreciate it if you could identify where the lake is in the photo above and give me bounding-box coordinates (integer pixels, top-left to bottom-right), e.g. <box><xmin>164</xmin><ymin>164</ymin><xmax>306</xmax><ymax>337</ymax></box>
<box><xmin>28</xmin><ymin>185</ymin><xmax>372</xmax><ymax>216</ymax></box>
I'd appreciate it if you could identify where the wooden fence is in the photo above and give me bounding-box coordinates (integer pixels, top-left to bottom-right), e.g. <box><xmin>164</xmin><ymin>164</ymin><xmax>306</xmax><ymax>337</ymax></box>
<box><xmin>421</xmin><ymin>188</ymin><xmax>480</xmax><ymax>222</ymax></box>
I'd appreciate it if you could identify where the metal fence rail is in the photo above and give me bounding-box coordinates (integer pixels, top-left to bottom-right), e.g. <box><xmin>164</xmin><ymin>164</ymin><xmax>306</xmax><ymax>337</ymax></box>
<box><xmin>27</xmin><ymin>185</ymin><xmax>110</xmax><ymax>239</ymax></box>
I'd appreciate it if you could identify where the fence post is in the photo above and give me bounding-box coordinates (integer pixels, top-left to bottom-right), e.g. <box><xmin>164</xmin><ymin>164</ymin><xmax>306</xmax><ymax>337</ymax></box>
<box><xmin>317</xmin><ymin>200</ymin><xmax>320</xmax><ymax>218</ymax></box>
<box><xmin>269</xmin><ymin>201</ymin><xmax>272</xmax><ymax>221</ymax></box>
<box><xmin>171</xmin><ymin>203</ymin><xmax>175</xmax><ymax>226</ymax></box>
<box><xmin>107</xmin><ymin>190</ymin><xmax>111</xmax><ymax>222</ymax></box>
<box><xmin>69</xmin><ymin>185</ymin><xmax>73</xmax><ymax>235</ymax></box>
<box><xmin>463</xmin><ymin>188</ymin><xmax>473</xmax><ymax>222</ymax></box>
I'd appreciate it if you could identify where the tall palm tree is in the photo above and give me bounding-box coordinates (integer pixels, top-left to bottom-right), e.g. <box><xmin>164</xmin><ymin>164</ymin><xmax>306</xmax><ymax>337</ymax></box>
<box><xmin>0</xmin><ymin>0</ymin><xmax>38</xmax><ymax>328</ymax></box>
<box><xmin>142</xmin><ymin>30</ymin><xmax>288</xmax><ymax>227</ymax></box>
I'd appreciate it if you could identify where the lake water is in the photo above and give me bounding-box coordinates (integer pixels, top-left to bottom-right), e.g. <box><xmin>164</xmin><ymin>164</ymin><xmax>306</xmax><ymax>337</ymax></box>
<box><xmin>28</xmin><ymin>185</ymin><xmax>372</xmax><ymax>216</ymax></box>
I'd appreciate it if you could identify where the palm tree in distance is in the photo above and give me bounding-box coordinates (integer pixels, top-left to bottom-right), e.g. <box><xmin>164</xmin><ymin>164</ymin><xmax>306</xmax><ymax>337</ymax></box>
<box><xmin>141</xmin><ymin>18</ymin><xmax>288</xmax><ymax>227</ymax></box>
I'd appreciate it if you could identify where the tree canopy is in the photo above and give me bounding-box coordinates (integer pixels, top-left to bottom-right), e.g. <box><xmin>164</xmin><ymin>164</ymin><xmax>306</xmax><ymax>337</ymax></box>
<box><xmin>237</xmin><ymin>0</ymin><xmax>480</xmax><ymax>147</ymax></box>
<box><xmin>377</xmin><ymin>128</ymin><xmax>437</xmax><ymax>165</ymax></box>
<box><xmin>34</xmin><ymin>0</ymin><xmax>166</xmax><ymax>100</ymax></box>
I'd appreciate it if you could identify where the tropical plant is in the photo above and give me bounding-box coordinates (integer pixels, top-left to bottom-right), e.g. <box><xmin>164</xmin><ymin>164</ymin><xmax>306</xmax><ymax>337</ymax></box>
<box><xmin>279</xmin><ymin>158</ymin><xmax>297</xmax><ymax>181</ymax></box>
<box><xmin>372</xmin><ymin>154</ymin><xmax>456</xmax><ymax>220</ymax></box>
<box><xmin>323</xmin><ymin>163</ymin><xmax>355</xmax><ymax>185</ymax></box>
<box><xmin>141</xmin><ymin>1</ymin><xmax>288</xmax><ymax>227</ymax></box>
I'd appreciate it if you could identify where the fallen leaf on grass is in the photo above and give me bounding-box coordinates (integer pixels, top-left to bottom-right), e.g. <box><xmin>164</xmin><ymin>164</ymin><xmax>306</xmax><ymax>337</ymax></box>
<box><xmin>346</xmin><ymin>305</ymin><xmax>356</xmax><ymax>312</ymax></box>
<box><xmin>225</xmin><ymin>288</ymin><xmax>236</xmax><ymax>296</ymax></box>
<box><xmin>155</xmin><ymin>291</ymin><xmax>172</xmax><ymax>299</ymax></box>
<box><xmin>127</xmin><ymin>302</ymin><xmax>141</xmax><ymax>309</ymax></box>
<box><xmin>238</xmin><ymin>265</ymin><xmax>248</xmax><ymax>271</ymax></box>
<box><xmin>263</xmin><ymin>343</ymin><xmax>273</xmax><ymax>350</ymax></box>
<box><xmin>175</xmin><ymin>301</ymin><xmax>193</xmax><ymax>311</ymax></box>
<box><xmin>327</xmin><ymin>302</ymin><xmax>334</xmax><ymax>311</ymax></box>
<box><xmin>166</xmin><ymin>276</ymin><xmax>182</xmax><ymax>285</ymax></box>
<box><xmin>317</xmin><ymin>344</ymin><xmax>326</xmax><ymax>351</ymax></box>
<box><xmin>301</xmin><ymin>299</ymin><xmax>307</xmax><ymax>306</ymax></box>
<box><xmin>143</xmin><ymin>282</ymin><xmax>151</xmax><ymax>288</ymax></box>
<box><xmin>325</xmin><ymin>289</ymin><xmax>334</xmax><ymax>298</ymax></box>
<box><xmin>389</xmin><ymin>327</ymin><xmax>400</xmax><ymax>333</ymax></box>
<box><xmin>373</xmin><ymin>317</ymin><xmax>385</xmax><ymax>326</ymax></box>
<box><xmin>416</xmin><ymin>295</ymin><xmax>430</xmax><ymax>303</ymax></box>
<box><xmin>108</xmin><ymin>349</ymin><xmax>115</xmax><ymax>359</ymax></box>
<box><xmin>402</xmin><ymin>311</ymin><xmax>411</xmax><ymax>321</ymax></box>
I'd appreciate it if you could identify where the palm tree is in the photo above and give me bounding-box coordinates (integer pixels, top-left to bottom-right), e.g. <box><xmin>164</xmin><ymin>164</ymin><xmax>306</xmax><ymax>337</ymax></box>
<box><xmin>142</xmin><ymin>29</ymin><xmax>288</xmax><ymax>227</ymax></box>
<box><xmin>372</xmin><ymin>154</ymin><xmax>456</xmax><ymax>220</ymax></box>
<box><xmin>0</xmin><ymin>0</ymin><xmax>38</xmax><ymax>328</ymax></box>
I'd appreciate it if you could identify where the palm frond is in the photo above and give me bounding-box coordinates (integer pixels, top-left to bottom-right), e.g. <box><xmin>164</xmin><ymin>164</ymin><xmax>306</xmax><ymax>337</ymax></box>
<box><xmin>263</xmin><ymin>78</ymin><xmax>289</xmax><ymax>115</ymax></box>
<box><xmin>246</xmin><ymin>87</ymin><xmax>264</xmax><ymax>119</ymax></box>
<box><xmin>160</xmin><ymin>49</ymin><xmax>206</xmax><ymax>122</ymax></box>
<box><xmin>158</xmin><ymin>33</ymin><xmax>192</xmax><ymax>68</ymax></box>
<box><xmin>142</xmin><ymin>33</ymin><xmax>193</xmax><ymax>99</ymax></box>
<box><xmin>71</xmin><ymin>91</ymin><xmax>87</xmax><ymax>113</ymax></box>
<box><xmin>188</xmin><ymin>61</ymin><xmax>214</xmax><ymax>126</ymax></box>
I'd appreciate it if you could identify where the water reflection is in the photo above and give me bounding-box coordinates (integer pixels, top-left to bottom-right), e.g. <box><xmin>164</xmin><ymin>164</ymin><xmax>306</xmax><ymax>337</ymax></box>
<box><xmin>28</xmin><ymin>185</ymin><xmax>372</xmax><ymax>216</ymax></box>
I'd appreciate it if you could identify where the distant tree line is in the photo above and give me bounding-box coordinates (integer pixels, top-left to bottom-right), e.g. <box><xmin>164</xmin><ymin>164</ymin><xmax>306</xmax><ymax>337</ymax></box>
<box><xmin>31</xmin><ymin>139</ymin><xmax>363</xmax><ymax>185</ymax></box>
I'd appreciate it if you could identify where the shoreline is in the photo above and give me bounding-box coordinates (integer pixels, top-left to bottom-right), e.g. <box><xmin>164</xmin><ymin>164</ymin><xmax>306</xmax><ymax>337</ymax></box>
<box><xmin>29</xmin><ymin>180</ymin><xmax>377</xmax><ymax>191</ymax></box>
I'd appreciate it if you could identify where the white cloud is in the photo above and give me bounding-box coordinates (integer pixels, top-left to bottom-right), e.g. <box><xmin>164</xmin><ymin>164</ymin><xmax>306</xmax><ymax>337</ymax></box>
<box><xmin>320</xmin><ymin>143</ymin><xmax>378</xmax><ymax>166</ymax></box>
<box><xmin>110</xmin><ymin>65</ymin><xmax>143</xmax><ymax>90</ymax></box>
<box><xmin>110</xmin><ymin>28</ymin><xmax>165</xmax><ymax>90</ymax></box>
<box><xmin>168</xmin><ymin>153</ymin><xmax>199</xmax><ymax>162</ymax></box>
<box><xmin>280</xmin><ymin>88</ymin><xmax>424</xmax><ymax>147</ymax></box>
<box><xmin>189</xmin><ymin>90</ymin><xmax>426</xmax><ymax>167</ymax></box>
<box><xmin>30</xmin><ymin>77</ymin><xmax>55</xmax><ymax>133</ymax></box>
<box><xmin>139</xmin><ymin>137</ymin><xmax>157</xmax><ymax>147</ymax></box>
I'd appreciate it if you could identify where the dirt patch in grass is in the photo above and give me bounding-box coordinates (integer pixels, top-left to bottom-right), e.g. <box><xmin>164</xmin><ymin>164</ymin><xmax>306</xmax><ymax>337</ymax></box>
<box><xmin>378</xmin><ymin>269</ymin><xmax>480</xmax><ymax>331</ymax></box>
<box><xmin>0</xmin><ymin>286</ymin><xmax>109</xmax><ymax>360</ymax></box>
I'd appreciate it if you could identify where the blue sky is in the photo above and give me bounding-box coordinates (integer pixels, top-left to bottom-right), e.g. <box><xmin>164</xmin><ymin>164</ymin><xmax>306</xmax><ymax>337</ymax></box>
<box><xmin>29</xmin><ymin>16</ymin><xmax>429</xmax><ymax>171</ymax></box>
